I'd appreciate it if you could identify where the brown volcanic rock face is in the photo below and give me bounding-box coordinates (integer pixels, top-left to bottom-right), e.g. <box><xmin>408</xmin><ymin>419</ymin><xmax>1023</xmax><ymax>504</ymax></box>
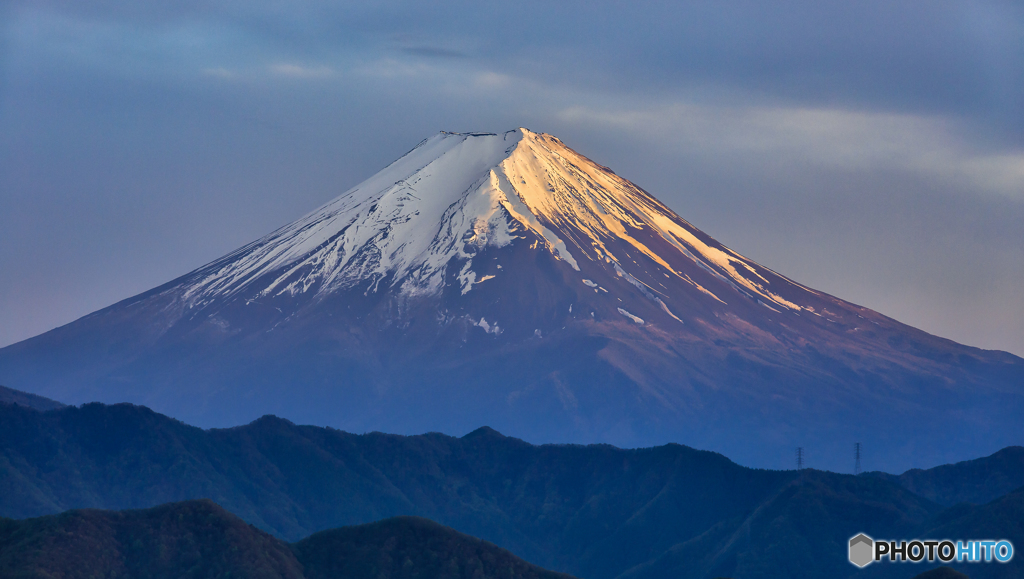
<box><xmin>0</xmin><ymin>128</ymin><xmax>1020</xmax><ymax>472</ymax></box>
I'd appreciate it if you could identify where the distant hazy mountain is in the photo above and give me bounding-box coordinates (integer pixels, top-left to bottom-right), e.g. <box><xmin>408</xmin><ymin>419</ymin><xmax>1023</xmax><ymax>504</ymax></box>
<box><xmin>0</xmin><ymin>499</ymin><xmax>575</xmax><ymax>579</ymax></box>
<box><xmin>864</xmin><ymin>446</ymin><xmax>1024</xmax><ymax>506</ymax></box>
<box><xmin>2</xmin><ymin>402</ymin><xmax>1021</xmax><ymax>579</ymax></box>
<box><xmin>0</xmin><ymin>384</ymin><xmax>64</xmax><ymax>411</ymax></box>
<box><xmin>1</xmin><ymin>129</ymin><xmax>1021</xmax><ymax>471</ymax></box>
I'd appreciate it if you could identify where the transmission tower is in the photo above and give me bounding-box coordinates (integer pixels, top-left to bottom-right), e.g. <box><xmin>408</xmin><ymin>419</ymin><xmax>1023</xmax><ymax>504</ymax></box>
<box><xmin>796</xmin><ymin>447</ymin><xmax>804</xmax><ymax>470</ymax></box>
<box><xmin>855</xmin><ymin>442</ymin><xmax>862</xmax><ymax>475</ymax></box>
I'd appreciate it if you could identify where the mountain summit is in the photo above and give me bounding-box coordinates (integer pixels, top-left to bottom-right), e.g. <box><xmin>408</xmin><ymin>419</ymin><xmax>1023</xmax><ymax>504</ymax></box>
<box><xmin>181</xmin><ymin>128</ymin><xmax>804</xmax><ymax>316</ymax></box>
<box><xmin>1</xmin><ymin>128</ymin><xmax>1021</xmax><ymax>471</ymax></box>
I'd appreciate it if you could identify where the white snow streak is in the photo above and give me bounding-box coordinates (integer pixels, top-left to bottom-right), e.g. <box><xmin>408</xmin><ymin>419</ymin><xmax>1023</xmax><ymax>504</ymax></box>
<box><xmin>617</xmin><ymin>308</ymin><xmax>645</xmax><ymax>325</ymax></box>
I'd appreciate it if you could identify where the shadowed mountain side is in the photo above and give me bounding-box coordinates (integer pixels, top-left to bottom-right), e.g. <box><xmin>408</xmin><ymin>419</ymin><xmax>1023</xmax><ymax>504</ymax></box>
<box><xmin>0</xmin><ymin>500</ymin><xmax>302</xmax><ymax>578</ymax></box>
<box><xmin>0</xmin><ymin>500</ymin><xmax>576</xmax><ymax>579</ymax></box>
<box><xmin>9</xmin><ymin>403</ymin><xmax>1022</xmax><ymax>579</ymax></box>
<box><xmin>0</xmin><ymin>385</ymin><xmax>64</xmax><ymax>411</ymax></box>
<box><xmin>617</xmin><ymin>477</ymin><xmax>1022</xmax><ymax>579</ymax></box>
<box><xmin>0</xmin><ymin>401</ymin><xmax>790</xmax><ymax>578</ymax></box>
<box><xmin>854</xmin><ymin>487</ymin><xmax>1024</xmax><ymax>579</ymax></box>
<box><xmin>614</xmin><ymin>471</ymin><xmax>938</xmax><ymax>579</ymax></box>
<box><xmin>905</xmin><ymin>487</ymin><xmax>1024</xmax><ymax>579</ymax></box>
<box><xmin>864</xmin><ymin>447</ymin><xmax>1024</xmax><ymax>506</ymax></box>
<box><xmin>911</xmin><ymin>569</ymin><xmax>971</xmax><ymax>579</ymax></box>
<box><xmin>293</xmin><ymin>516</ymin><xmax>577</xmax><ymax>579</ymax></box>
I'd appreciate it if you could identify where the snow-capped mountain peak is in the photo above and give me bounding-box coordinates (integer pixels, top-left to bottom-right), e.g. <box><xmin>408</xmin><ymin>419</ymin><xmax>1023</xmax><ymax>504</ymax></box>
<box><xmin>180</xmin><ymin>128</ymin><xmax>811</xmax><ymax>317</ymax></box>
<box><xmin>4</xmin><ymin>127</ymin><xmax>1021</xmax><ymax>474</ymax></box>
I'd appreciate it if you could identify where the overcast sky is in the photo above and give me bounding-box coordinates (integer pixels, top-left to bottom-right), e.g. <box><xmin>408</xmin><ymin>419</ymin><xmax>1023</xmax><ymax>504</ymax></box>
<box><xmin>1</xmin><ymin>1</ymin><xmax>1022</xmax><ymax>356</ymax></box>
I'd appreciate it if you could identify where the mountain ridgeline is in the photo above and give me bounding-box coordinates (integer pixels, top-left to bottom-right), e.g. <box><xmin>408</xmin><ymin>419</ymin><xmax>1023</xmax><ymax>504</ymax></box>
<box><xmin>0</xmin><ymin>129</ymin><xmax>1021</xmax><ymax>472</ymax></box>
<box><xmin>1</xmin><ymin>401</ymin><xmax>1022</xmax><ymax>579</ymax></box>
<box><xmin>0</xmin><ymin>499</ymin><xmax>575</xmax><ymax>579</ymax></box>
<box><xmin>0</xmin><ymin>384</ymin><xmax>64</xmax><ymax>411</ymax></box>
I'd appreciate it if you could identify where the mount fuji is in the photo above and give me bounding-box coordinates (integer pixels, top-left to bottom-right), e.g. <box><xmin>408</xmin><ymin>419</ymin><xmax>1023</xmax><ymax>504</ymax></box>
<box><xmin>2</xmin><ymin>128</ymin><xmax>1021</xmax><ymax>471</ymax></box>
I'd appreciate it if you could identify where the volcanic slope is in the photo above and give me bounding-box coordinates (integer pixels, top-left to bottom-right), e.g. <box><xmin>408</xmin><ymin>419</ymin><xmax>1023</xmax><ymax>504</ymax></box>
<box><xmin>1</xmin><ymin>128</ymin><xmax>1021</xmax><ymax>471</ymax></box>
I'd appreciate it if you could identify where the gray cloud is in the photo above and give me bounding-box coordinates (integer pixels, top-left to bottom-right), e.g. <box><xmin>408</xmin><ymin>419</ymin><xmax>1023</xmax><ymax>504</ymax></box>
<box><xmin>399</xmin><ymin>46</ymin><xmax>468</xmax><ymax>59</ymax></box>
<box><xmin>1</xmin><ymin>1</ymin><xmax>1022</xmax><ymax>356</ymax></box>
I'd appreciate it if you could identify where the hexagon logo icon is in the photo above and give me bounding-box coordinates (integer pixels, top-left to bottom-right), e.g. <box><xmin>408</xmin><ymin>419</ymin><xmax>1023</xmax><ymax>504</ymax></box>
<box><xmin>849</xmin><ymin>533</ymin><xmax>874</xmax><ymax>568</ymax></box>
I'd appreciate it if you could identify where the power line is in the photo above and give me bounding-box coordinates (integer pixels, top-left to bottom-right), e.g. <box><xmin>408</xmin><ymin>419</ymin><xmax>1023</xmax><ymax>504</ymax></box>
<box><xmin>796</xmin><ymin>447</ymin><xmax>804</xmax><ymax>470</ymax></box>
